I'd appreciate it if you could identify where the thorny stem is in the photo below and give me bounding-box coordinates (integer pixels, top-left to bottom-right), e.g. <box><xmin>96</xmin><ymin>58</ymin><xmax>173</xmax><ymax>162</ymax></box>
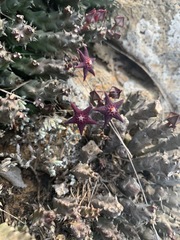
<box><xmin>109</xmin><ymin>121</ymin><xmax>161</xmax><ymax>240</ymax></box>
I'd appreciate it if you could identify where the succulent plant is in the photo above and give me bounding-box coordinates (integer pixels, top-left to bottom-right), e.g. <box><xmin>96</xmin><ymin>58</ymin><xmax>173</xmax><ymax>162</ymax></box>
<box><xmin>0</xmin><ymin>93</ymin><xmax>28</xmax><ymax>128</ymax></box>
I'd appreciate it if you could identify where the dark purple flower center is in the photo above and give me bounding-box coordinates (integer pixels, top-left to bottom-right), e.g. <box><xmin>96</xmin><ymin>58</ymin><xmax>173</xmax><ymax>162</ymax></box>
<box><xmin>85</xmin><ymin>57</ymin><xmax>92</xmax><ymax>66</ymax></box>
<box><xmin>107</xmin><ymin>105</ymin><xmax>117</xmax><ymax>116</ymax></box>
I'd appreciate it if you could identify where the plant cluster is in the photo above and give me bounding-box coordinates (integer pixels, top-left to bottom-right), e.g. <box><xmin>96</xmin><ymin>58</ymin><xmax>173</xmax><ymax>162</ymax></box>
<box><xmin>65</xmin><ymin>46</ymin><xmax>179</xmax><ymax>136</ymax></box>
<box><xmin>65</xmin><ymin>46</ymin><xmax>124</xmax><ymax>135</ymax></box>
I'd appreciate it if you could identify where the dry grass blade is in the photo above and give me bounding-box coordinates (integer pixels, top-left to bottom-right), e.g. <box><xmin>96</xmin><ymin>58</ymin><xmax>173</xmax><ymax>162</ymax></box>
<box><xmin>109</xmin><ymin>121</ymin><xmax>161</xmax><ymax>240</ymax></box>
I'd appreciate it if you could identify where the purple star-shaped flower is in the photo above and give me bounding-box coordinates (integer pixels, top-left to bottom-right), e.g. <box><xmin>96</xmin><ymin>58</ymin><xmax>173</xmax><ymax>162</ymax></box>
<box><xmin>93</xmin><ymin>93</ymin><xmax>123</xmax><ymax>127</ymax></box>
<box><xmin>85</xmin><ymin>8</ymin><xmax>107</xmax><ymax>24</ymax></box>
<box><xmin>108</xmin><ymin>86</ymin><xmax>122</xmax><ymax>99</ymax></box>
<box><xmin>65</xmin><ymin>103</ymin><xmax>97</xmax><ymax>135</ymax></box>
<box><xmin>75</xmin><ymin>46</ymin><xmax>95</xmax><ymax>81</ymax></box>
<box><xmin>114</xmin><ymin>16</ymin><xmax>124</xmax><ymax>27</ymax></box>
<box><xmin>166</xmin><ymin>112</ymin><xmax>180</xmax><ymax>129</ymax></box>
<box><xmin>90</xmin><ymin>90</ymin><xmax>104</xmax><ymax>106</ymax></box>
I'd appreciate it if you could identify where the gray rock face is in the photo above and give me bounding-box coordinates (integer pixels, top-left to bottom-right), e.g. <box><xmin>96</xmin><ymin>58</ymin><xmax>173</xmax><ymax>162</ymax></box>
<box><xmin>113</xmin><ymin>0</ymin><xmax>180</xmax><ymax>111</ymax></box>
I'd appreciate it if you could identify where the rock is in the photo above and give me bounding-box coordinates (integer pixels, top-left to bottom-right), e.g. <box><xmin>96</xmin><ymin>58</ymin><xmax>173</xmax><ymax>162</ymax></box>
<box><xmin>110</xmin><ymin>0</ymin><xmax>180</xmax><ymax>111</ymax></box>
<box><xmin>0</xmin><ymin>158</ymin><xmax>26</xmax><ymax>188</ymax></box>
